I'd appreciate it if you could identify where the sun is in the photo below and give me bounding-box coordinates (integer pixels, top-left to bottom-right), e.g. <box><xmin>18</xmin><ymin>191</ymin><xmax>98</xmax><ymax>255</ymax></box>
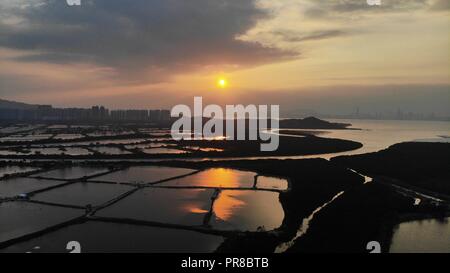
<box><xmin>217</xmin><ymin>78</ymin><xmax>228</xmax><ymax>88</ymax></box>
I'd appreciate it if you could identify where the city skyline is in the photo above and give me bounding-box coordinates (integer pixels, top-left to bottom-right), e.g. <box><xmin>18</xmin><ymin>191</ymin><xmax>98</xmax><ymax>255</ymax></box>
<box><xmin>1</xmin><ymin>97</ymin><xmax>448</xmax><ymax>121</ymax></box>
<box><xmin>0</xmin><ymin>101</ymin><xmax>172</xmax><ymax>122</ymax></box>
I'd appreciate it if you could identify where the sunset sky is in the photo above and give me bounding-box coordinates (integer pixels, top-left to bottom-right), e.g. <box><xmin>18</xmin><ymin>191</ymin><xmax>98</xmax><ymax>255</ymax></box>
<box><xmin>0</xmin><ymin>0</ymin><xmax>449</xmax><ymax>116</ymax></box>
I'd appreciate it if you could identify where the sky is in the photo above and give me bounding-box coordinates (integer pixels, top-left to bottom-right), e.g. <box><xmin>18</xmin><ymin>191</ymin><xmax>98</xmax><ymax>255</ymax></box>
<box><xmin>0</xmin><ymin>0</ymin><xmax>449</xmax><ymax>116</ymax></box>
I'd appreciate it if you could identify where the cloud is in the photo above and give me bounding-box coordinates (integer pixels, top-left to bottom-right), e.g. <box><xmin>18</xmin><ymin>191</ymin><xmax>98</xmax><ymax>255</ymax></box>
<box><xmin>0</xmin><ymin>0</ymin><xmax>447</xmax><ymax>113</ymax></box>
<box><xmin>303</xmin><ymin>0</ymin><xmax>430</xmax><ymax>18</ymax></box>
<box><xmin>271</xmin><ymin>29</ymin><xmax>349</xmax><ymax>43</ymax></box>
<box><xmin>430</xmin><ymin>0</ymin><xmax>450</xmax><ymax>11</ymax></box>
<box><xmin>242</xmin><ymin>0</ymin><xmax>439</xmax><ymax>55</ymax></box>
<box><xmin>0</xmin><ymin>0</ymin><xmax>296</xmax><ymax>81</ymax></box>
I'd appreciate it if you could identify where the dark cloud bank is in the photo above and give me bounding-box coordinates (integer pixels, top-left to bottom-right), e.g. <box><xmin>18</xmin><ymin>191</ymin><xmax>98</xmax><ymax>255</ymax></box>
<box><xmin>0</xmin><ymin>0</ymin><xmax>296</xmax><ymax>79</ymax></box>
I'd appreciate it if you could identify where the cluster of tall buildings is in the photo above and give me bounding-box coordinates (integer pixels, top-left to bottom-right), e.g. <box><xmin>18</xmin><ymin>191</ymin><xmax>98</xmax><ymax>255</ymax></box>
<box><xmin>293</xmin><ymin>106</ymin><xmax>449</xmax><ymax>122</ymax></box>
<box><xmin>319</xmin><ymin>107</ymin><xmax>447</xmax><ymax>121</ymax></box>
<box><xmin>110</xmin><ymin>109</ymin><xmax>171</xmax><ymax>122</ymax></box>
<box><xmin>0</xmin><ymin>105</ymin><xmax>171</xmax><ymax>123</ymax></box>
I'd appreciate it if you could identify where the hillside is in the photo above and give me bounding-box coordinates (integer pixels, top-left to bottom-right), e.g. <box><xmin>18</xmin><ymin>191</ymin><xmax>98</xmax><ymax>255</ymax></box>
<box><xmin>0</xmin><ymin>99</ymin><xmax>38</xmax><ymax>110</ymax></box>
<box><xmin>279</xmin><ymin>117</ymin><xmax>351</xmax><ymax>129</ymax></box>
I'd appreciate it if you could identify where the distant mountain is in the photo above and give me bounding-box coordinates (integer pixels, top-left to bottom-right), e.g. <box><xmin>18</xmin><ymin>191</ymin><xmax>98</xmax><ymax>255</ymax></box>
<box><xmin>0</xmin><ymin>99</ymin><xmax>39</xmax><ymax>110</ymax></box>
<box><xmin>280</xmin><ymin>117</ymin><xmax>351</xmax><ymax>129</ymax></box>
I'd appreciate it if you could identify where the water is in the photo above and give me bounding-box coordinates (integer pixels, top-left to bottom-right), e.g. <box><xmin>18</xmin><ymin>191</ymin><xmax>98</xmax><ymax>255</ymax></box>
<box><xmin>294</xmin><ymin>119</ymin><xmax>450</xmax><ymax>159</ymax></box>
<box><xmin>54</xmin><ymin>134</ymin><xmax>84</xmax><ymax>140</ymax></box>
<box><xmin>0</xmin><ymin>125</ymin><xmax>41</xmax><ymax>135</ymax></box>
<box><xmin>0</xmin><ymin>202</ymin><xmax>82</xmax><ymax>243</ymax></box>
<box><xmin>163</xmin><ymin>168</ymin><xmax>257</xmax><ymax>188</ymax></box>
<box><xmin>27</xmin><ymin>148</ymin><xmax>68</xmax><ymax>155</ymax></box>
<box><xmin>5</xmin><ymin>119</ymin><xmax>445</xmax><ymax>162</ymax></box>
<box><xmin>213</xmin><ymin>119</ymin><xmax>450</xmax><ymax>161</ymax></box>
<box><xmin>211</xmin><ymin>190</ymin><xmax>284</xmax><ymax>232</ymax></box>
<box><xmin>143</xmin><ymin>148</ymin><xmax>188</xmax><ymax>154</ymax></box>
<box><xmin>0</xmin><ymin>120</ymin><xmax>448</xmax><ymax>252</ymax></box>
<box><xmin>93</xmin><ymin>166</ymin><xmax>195</xmax><ymax>183</ymax></box>
<box><xmin>91</xmin><ymin>138</ymin><xmax>147</xmax><ymax>145</ymax></box>
<box><xmin>125</xmin><ymin>143</ymin><xmax>169</xmax><ymax>150</ymax></box>
<box><xmin>90</xmin><ymin>147</ymin><xmax>131</xmax><ymax>155</ymax></box>
<box><xmin>96</xmin><ymin>168</ymin><xmax>287</xmax><ymax>231</ymax></box>
<box><xmin>59</xmin><ymin>138</ymin><xmax>147</xmax><ymax>147</ymax></box>
<box><xmin>389</xmin><ymin>217</ymin><xmax>450</xmax><ymax>253</ymax></box>
<box><xmin>0</xmin><ymin>150</ymin><xmax>19</xmax><ymax>156</ymax></box>
<box><xmin>96</xmin><ymin>188</ymin><xmax>214</xmax><ymax>226</ymax></box>
<box><xmin>0</xmin><ymin>134</ymin><xmax>52</xmax><ymax>142</ymax></box>
<box><xmin>256</xmin><ymin>176</ymin><xmax>289</xmax><ymax>190</ymax></box>
<box><xmin>0</xmin><ymin>126</ymin><xmax>20</xmax><ymax>134</ymax></box>
<box><xmin>0</xmin><ymin>178</ymin><xmax>67</xmax><ymax>198</ymax></box>
<box><xmin>60</xmin><ymin>147</ymin><xmax>92</xmax><ymax>156</ymax></box>
<box><xmin>31</xmin><ymin>183</ymin><xmax>133</xmax><ymax>207</ymax></box>
<box><xmin>47</xmin><ymin>125</ymin><xmax>68</xmax><ymax>129</ymax></box>
<box><xmin>0</xmin><ymin>221</ymin><xmax>224</xmax><ymax>253</ymax></box>
<box><xmin>125</xmin><ymin>119</ymin><xmax>449</xmax><ymax>162</ymax></box>
<box><xmin>33</xmin><ymin>166</ymin><xmax>108</xmax><ymax>180</ymax></box>
<box><xmin>183</xmin><ymin>146</ymin><xmax>225</xmax><ymax>152</ymax></box>
<box><xmin>0</xmin><ymin>166</ymin><xmax>38</xmax><ymax>178</ymax></box>
<box><xmin>275</xmin><ymin>191</ymin><xmax>345</xmax><ymax>253</ymax></box>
